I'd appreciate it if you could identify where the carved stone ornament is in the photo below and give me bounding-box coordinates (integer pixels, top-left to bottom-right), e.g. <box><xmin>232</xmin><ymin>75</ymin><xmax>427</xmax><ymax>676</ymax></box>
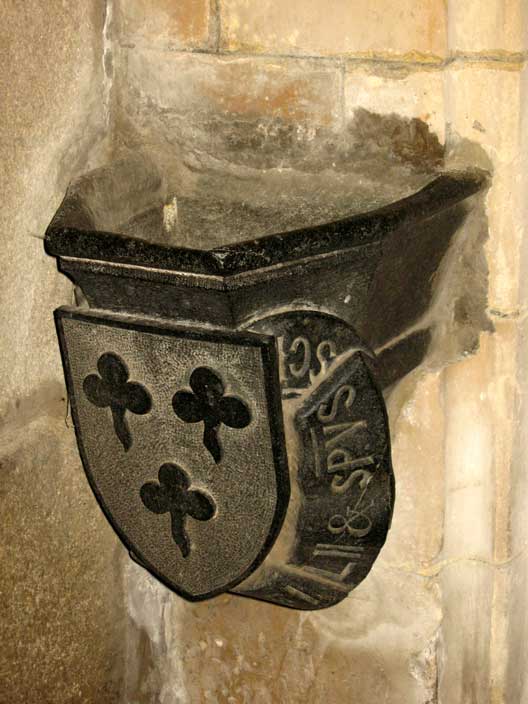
<box><xmin>45</xmin><ymin>156</ymin><xmax>488</xmax><ymax>608</ymax></box>
<box><xmin>57</xmin><ymin>309</ymin><xmax>288</xmax><ymax>600</ymax></box>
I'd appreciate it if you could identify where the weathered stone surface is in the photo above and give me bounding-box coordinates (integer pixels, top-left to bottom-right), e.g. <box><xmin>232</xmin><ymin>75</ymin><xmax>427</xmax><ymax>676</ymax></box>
<box><xmin>0</xmin><ymin>2</ymin><xmax>126</xmax><ymax>701</ymax></box>
<box><xmin>448</xmin><ymin>0</ymin><xmax>527</xmax><ymax>54</ymax></box>
<box><xmin>115</xmin><ymin>48</ymin><xmax>347</xmax><ymax>180</ymax></box>
<box><xmin>439</xmin><ymin>561</ymin><xmax>494</xmax><ymax>704</ymax></box>
<box><xmin>125</xmin><ymin>561</ymin><xmax>441</xmax><ymax>703</ymax></box>
<box><xmin>119</xmin><ymin>49</ymin><xmax>343</xmax><ymax>126</ymax></box>
<box><xmin>0</xmin><ymin>0</ymin><xmax>108</xmax><ymax>410</ymax></box>
<box><xmin>116</xmin><ymin>0</ymin><xmax>211</xmax><ymax>49</ymax></box>
<box><xmin>0</xmin><ymin>415</ymin><xmax>125</xmax><ymax>704</ymax></box>
<box><xmin>385</xmin><ymin>370</ymin><xmax>445</xmax><ymax>568</ymax></box>
<box><xmin>445</xmin><ymin>63</ymin><xmax>525</xmax><ymax>314</ymax></box>
<box><xmin>219</xmin><ymin>0</ymin><xmax>447</xmax><ymax>59</ymax></box>
<box><xmin>345</xmin><ymin>64</ymin><xmax>445</xmax><ymax>143</ymax></box>
<box><xmin>437</xmin><ymin>322</ymin><xmax>520</xmax><ymax>703</ymax></box>
<box><xmin>5</xmin><ymin>0</ymin><xmax>528</xmax><ymax>700</ymax></box>
<box><xmin>115</xmin><ymin>49</ymin><xmax>459</xmax><ymax>228</ymax></box>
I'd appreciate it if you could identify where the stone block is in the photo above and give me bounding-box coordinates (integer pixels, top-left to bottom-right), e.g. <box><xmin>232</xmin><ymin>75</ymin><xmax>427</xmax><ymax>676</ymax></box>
<box><xmin>0</xmin><ymin>2</ymin><xmax>124</xmax><ymax>699</ymax></box>
<box><xmin>444</xmin><ymin>63</ymin><xmax>525</xmax><ymax>314</ymax></box>
<box><xmin>439</xmin><ymin>320</ymin><xmax>518</xmax><ymax>571</ymax></box>
<box><xmin>345</xmin><ymin>63</ymin><xmax>445</xmax><ymax>143</ymax></box>
<box><xmin>116</xmin><ymin>0</ymin><xmax>211</xmax><ymax>49</ymax></box>
<box><xmin>115</xmin><ymin>48</ymin><xmax>344</xmax><ymax>174</ymax></box>
<box><xmin>384</xmin><ymin>370</ymin><xmax>445</xmax><ymax>568</ymax></box>
<box><xmin>437</xmin><ymin>322</ymin><xmax>519</xmax><ymax>702</ymax></box>
<box><xmin>220</xmin><ymin>0</ymin><xmax>447</xmax><ymax>59</ymax></box>
<box><xmin>439</xmin><ymin>561</ymin><xmax>494</xmax><ymax>703</ymax></box>
<box><xmin>448</xmin><ymin>0</ymin><xmax>527</xmax><ymax>54</ymax></box>
<box><xmin>0</xmin><ymin>237</ymin><xmax>73</xmax><ymax>416</ymax></box>
<box><xmin>121</xmin><ymin>49</ymin><xmax>342</xmax><ymax>125</ymax></box>
<box><xmin>0</xmin><ymin>0</ymin><xmax>106</xmax><ymax>145</ymax></box>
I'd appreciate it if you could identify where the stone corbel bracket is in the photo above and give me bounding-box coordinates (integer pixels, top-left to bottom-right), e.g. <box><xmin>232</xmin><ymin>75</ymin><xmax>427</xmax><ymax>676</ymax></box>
<box><xmin>45</xmin><ymin>161</ymin><xmax>488</xmax><ymax>609</ymax></box>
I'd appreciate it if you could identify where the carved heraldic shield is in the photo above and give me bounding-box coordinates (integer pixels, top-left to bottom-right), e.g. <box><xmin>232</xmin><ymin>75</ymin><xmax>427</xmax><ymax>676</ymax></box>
<box><xmin>56</xmin><ymin>308</ymin><xmax>290</xmax><ymax>601</ymax></box>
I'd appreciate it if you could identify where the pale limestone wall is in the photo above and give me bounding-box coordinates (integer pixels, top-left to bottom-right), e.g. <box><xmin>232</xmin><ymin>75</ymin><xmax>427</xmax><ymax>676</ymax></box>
<box><xmin>111</xmin><ymin>1</ymin><xmax>528</xmax><ymax>703</ymax></box>
<box><xmin>0</xmin><ymin>3</ymin><xmax>125</xmax><ymax>703</ymax></box>
<box><xmin>2</xmin><ymin>1</ymin><xmax>527</xmax><ymax>703</ymax></box>
<box><xmin>508</xmin><ymin>62</ymin><xmax>528</xmax><ymax>704</ymax></box>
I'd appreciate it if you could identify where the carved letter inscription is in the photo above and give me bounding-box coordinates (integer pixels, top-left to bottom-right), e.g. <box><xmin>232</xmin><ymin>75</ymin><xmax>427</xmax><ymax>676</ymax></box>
<box><xmin>240</xmin><ymin>310</ymin><xmax>394</xmax><ymax>609</ymax></box>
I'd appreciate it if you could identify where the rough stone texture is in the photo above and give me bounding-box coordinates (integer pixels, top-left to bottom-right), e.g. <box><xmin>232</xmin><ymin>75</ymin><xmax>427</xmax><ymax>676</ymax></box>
<box><xmin>1</xmin><ymin>0</ymin><xmax>108</xmax><ymax>408</ymax></box>
<box><xmin>0</xmin><ymin>416</ymin><xmax>125</xmax><ymax>704</ymax></box>
<box><xmin>219</xmin><ymin>0</ymin><xmax>447</xmax><ymax>59</ymax></box>
<box><xmin>116</xmin><ymin>50</ymin><xmax>344</xmax><ymax>165</ymax></box>
<box><xmin>114</xmin><ymin>49</ymin><xmax>347</xmax><ymax>186</ymax></box>
<box><xmin>345</xmin><ymin>64</ymin><xmax>445</xmax><ymax>143</ymax></box>
<box><xmin>114</xmin><ymin>50</ymin><xmax>451</xmax><ymax>227</ymax></box>
<box><xmin>0</xmin><ymin>1</ymin><xmax>126</xmax><ymax>702</ymax></box>
<box><xmin>125</xmin><ymin>562</ymin><xmax>442</xmax><ymax>704</ymax></box>
<box><xmin>121</xmin><ymin>50</ymin><xmax>343</xmax><ymax>124</ymax></box>
<box><xmin>115</xmin><ymin>0</ymin><xmax>212</xmax><ymax>50</ymax></box>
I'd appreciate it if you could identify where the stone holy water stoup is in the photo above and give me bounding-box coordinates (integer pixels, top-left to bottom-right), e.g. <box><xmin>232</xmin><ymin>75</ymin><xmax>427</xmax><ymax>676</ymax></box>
<box><xmin>45</xmin><ymin>155</ymin><xmax>487</xmax><ymax>609</ymax></box>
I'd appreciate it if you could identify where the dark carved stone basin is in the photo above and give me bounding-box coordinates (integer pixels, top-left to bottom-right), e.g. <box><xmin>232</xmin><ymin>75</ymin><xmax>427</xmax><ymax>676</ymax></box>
<box><xmin>45</xmin><ymin>154</ymin><xmax>487</xmax><ymax>351</ymax></box>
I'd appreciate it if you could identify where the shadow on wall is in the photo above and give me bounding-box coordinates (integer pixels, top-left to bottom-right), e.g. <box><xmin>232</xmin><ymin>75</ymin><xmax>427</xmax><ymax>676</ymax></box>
<box><xmin>372</xmin><ymin>184</ymin><xmax>492</xmax><ymax>393</ymax></box>
<box><xmin>336</xmin><ymin>112</ymin><xmax>493</xmax><ymax>399</ymax></box>
<box><xmin>374</xmin><ymin>141</ymin><xmax>492</xmax><ymax>401</ymax></box>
